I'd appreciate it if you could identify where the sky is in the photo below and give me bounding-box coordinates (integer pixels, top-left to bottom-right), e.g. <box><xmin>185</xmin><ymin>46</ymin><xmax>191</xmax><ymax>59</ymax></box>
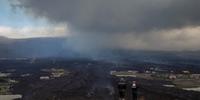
<box><xmin>0</xmin><ymin>0</ymin><xmax>67</xmax><ymax>38</ymax></box>
<box><xmin>1</xmin><ymin>0</ymin><xmax>200</xmax><ymax>51</ymax></box>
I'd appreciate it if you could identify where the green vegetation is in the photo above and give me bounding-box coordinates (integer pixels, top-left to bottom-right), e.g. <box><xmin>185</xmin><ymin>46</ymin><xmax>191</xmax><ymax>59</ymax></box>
<box><xmin>173</xmin><ymin>79</ymin><xmax>200</xmax><ymax>88</ymax></box>
<box><xmin>111</xmin><ymin>71</ymin><xmax>137</xmax><ymax>77</ymax></box>
<box><xmin>0</xmin><ymin>78</ymin><xmax>13</xmax><ymax>94</ymax></box>
<box><xmin>0</xmin><ymin>83</ymin><xmax>10</xmax><ymax>94</ymax></box>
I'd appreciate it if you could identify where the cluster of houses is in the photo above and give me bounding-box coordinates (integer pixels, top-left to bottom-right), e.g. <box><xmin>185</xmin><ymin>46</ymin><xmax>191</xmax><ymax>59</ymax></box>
<box><xmin>168</xmin><ymin>73</ymin><xmax>200</xmax><ymax>80</ymax></box>
<box><xmin>0</xmin><ymin>71</ymin><xmax>22</xmax><ymax>100</ymax></box>
<box><xmin>152</xmin><ymin>70</ymin><xmax>200</xmax><ymax>80</ymax></box>
<box><xmin>0</xmin><ymin>72</ymin><xmax>11</xmax><ymax>77</ymax></box>
<box><xmin>40</xmin><ymin>68</ymin><xmax>68</xmax><ymax>80</ymax></box>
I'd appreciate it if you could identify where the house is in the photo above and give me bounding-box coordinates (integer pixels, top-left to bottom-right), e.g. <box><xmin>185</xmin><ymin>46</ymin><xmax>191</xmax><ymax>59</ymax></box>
<box><xmin>40</xmin><ymin>76</ymin><xmax>50</xmax><ymax>80</ymax></box>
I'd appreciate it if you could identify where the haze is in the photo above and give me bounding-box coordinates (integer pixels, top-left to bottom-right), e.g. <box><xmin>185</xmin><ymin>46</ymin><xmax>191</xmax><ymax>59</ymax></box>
<box><xmin>1</xmin><ymin>0</ymin><xmax>200</xmax><ymax>55</ymax></box>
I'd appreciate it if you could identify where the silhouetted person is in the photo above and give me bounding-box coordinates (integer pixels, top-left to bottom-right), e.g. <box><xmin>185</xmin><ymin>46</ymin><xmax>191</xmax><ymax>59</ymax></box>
<box><xmin>131</xmin><ymin>81</ymin><xmax>137</xmax><ymax>100</ymax></box>
<box><xmin>118</xmin><ymin>78</ymin><xmax>127</xmax><ymax>100</ymax></box>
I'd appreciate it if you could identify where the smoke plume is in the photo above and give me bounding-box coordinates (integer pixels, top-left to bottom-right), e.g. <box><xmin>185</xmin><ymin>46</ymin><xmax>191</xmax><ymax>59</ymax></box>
<box><xmin>12</xmin><ymin>0</ymin><xmax>200</xmax><ymax>51</ymax></box>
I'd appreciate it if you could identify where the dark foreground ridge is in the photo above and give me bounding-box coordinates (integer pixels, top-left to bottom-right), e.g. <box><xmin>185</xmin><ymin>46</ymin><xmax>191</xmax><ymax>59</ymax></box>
<box><xmin>0</xmin><ymin>58</ymin><xmax>199</xmax><ymax>100</ymax></box>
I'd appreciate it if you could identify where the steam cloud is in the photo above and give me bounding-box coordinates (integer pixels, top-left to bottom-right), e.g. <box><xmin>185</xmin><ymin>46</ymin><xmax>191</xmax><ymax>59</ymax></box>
<box><xmin>14</xmin><ymin>0</ymin><xmax>200</xmax><ymax>51</ymax></box>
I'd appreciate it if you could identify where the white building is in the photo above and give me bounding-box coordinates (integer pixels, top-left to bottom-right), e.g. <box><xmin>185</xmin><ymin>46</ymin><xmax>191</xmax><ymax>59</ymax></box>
<box><xmin>40</xmin><ymin>76</ymin><xmax>50</xmax><ymax>80</ymax></box>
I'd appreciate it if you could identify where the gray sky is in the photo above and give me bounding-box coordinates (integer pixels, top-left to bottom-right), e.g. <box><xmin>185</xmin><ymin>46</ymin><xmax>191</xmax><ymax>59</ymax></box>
<box><xmin>5</xmin><ymin>0</ymin><xmax>200</xmax><ymax>51</ymax></box>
